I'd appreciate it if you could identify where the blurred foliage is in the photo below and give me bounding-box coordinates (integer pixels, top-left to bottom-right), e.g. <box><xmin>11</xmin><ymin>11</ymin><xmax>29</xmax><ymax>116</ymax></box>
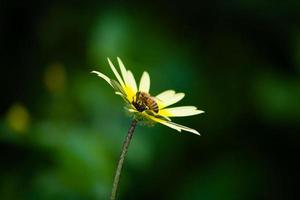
<box><xmin>1</xmin><ymin>0</ymin><xmax>300</xmax><ymax>200</ymax></box>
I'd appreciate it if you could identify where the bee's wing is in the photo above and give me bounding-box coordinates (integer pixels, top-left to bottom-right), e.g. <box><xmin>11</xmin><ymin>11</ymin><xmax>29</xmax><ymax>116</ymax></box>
<box><xmin>152</xmin><ymin>97</ymin><xmax>166</xmax><ymax>110</ymax></box>
<box><xmin>153</xmin><ymin>96</ymin><xmax>162</xmax><ymax>101</ymax></box>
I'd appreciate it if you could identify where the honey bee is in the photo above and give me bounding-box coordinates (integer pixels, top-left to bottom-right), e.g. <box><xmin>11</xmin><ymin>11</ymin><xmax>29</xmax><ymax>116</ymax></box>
<box><xmin>132</xmin><ymin>91</ymin><xmax>159</xmax><ymax>113</ymax></box>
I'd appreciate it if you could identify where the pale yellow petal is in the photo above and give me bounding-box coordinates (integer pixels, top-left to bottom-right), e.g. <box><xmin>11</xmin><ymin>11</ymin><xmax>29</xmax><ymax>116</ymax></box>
<box><xmin>110</xmin><ymin>80</ymin><xmax>126</xmax><ymax>97</ymax></box>
<box><xmin>115</xmin><ymin>92</ymin><xmax>124</xmax><ymax>96</ymax></box>
<box><xmin>162</xmin><ymin>93</ymin><xmax>185</xmax><ymax>108</ymax></box>
<box><xmin>166</xmin><ymin>121</ymin><xmax>200</xmax><ymax>135</ymax></box>
<box><xmin>115</xmin><ymin>92</ymin><xmax>130</xmax><ymax>103</ymax></box>
<box><xmin>128</xmin><ymin>108</ymin><xmax>138</xmax><ymax>113</ymax></box>
<box><xmin>155</xmin><ymin>90</ymin><xmax>185</xmax><ymax>108</ymax></box>
<box><xmin>147</xmin><ymin>115</ymin><xmax>200</xmax><ymax>135</ymax></box>
<box><xmin>156</xmin><ymin>90</ymin><xmax>175</xmax><ymax>102</ymax></box>
<box><xmin>126</xmin><ymin>70</ymin><xmax>138</xmax><ymax>93</ymax></box>
<box><xmin>139</xmin><ymin>71</ymin><xmax>150</xmax><ymax>93</ymax></box>
<box><xmin>117</xmin><ymin>57</ymin><xmax>130</xmax><ymax>86</ymax></box>
<box><xmin>107</xmin><ymin>58</ymin><xmax>125</xmax><ymax>87</ymax></box>
<box><xmin>160</xmin><ymin>115</ymin><xmax>171</xmax><ymax>121</ymax></box>
<box><xmin>159</xmin><ymin>106</ymin><xmax>204</xmax><ymax>117</ymax></box>
<box><xmin>147</xmin><ymin>115</ymin><xmax>181</xmax><ymax>132</ymax></box>
<box><xmin>91</xmin><ymin>71</ymin><xmax>131</xmax><ymax>103</ymax></box>
<box><xmin>144</xmin><ymin>110</ymin><xmax>171</xmax><ymax>121</ymax></box>
<box><xmin>91</xmin><ymin>71</ymin><xmax>112</xmax><ymax>87</ymax></box>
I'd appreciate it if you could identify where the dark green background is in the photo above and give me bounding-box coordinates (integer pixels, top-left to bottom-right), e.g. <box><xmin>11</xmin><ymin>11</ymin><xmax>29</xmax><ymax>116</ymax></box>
<box><xmin>1</xmin><ymin>1</ymin><xmax>300</xmax><ymax>199</ymax></box>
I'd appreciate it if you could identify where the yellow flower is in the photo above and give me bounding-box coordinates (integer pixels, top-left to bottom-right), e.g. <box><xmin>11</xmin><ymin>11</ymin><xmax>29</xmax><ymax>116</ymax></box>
<box><xmin>92</xmin><ymin>58</ymin><xmax>204</xmax><ymax>135</ymax></box>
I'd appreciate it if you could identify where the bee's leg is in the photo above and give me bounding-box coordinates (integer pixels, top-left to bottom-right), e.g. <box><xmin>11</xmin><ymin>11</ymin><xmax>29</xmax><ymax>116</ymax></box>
<box><xmin>141</xmin><ymin>104</ymin><xmax>147</xmax><ymax>112</ymax></box>
<box><xmin>145</xmin><ymin>105</ymin><xmax>150</xmax><ymax>111</ymax></box>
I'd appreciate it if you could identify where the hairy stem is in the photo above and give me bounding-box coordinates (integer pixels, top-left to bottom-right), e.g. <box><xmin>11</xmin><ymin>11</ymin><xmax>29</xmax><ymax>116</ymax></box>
<box><xmin>110</xmin><ymin>119</ymin><xmax>138</xmax><ymax>200</ymax></box>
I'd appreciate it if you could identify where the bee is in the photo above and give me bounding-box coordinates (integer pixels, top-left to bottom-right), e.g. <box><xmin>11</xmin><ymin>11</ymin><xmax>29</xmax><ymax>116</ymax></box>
<box><xmin>132</xmin><ymin>91</ymin><xmax>159</xmax><ymax>113</ymax></box>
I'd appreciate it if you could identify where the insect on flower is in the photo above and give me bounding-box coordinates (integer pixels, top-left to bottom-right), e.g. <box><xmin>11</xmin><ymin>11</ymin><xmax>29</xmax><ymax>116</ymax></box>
<box><xmin>132</xmin><ymin>91</ymin><xmax>159</xmax><ymax>113</ymax></box>
<box><xmin>92</xmin><ymin>57</ymin><xmax>204</xmax><ymax>135</ymax></box>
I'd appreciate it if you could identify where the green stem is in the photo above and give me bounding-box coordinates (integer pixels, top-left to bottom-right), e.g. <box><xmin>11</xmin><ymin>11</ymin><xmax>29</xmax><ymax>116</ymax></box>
<box><xmin>110</xmin><ymin>119</ymin><xmax>138</xmax><ymax>200</ymax></box>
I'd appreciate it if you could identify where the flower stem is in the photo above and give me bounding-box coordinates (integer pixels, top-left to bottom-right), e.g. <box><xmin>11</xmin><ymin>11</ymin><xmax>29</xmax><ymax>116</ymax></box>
<box><xmin>110</xmin><ymin>119</ymin><xmax>138</xmax><ymax>200</ymax></box>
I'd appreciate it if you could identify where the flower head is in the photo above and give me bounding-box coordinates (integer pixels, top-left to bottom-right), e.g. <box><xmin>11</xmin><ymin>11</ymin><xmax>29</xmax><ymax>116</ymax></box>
<box><xmin>92</xmin><ymin>58</ymin><xmax>204</xmax><ymax>135</ymax></box>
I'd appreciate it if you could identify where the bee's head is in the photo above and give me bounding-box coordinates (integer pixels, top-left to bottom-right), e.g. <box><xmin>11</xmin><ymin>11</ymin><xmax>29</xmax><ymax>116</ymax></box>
<box><xmin>136</xmin><ymin>91</ymin><xmax>141</xmax><ymax>97</ymax></box>
<box><xmin>132</xmin><ymin>92</ymin><xmax>147</xmax><ymax>112</ymax></box>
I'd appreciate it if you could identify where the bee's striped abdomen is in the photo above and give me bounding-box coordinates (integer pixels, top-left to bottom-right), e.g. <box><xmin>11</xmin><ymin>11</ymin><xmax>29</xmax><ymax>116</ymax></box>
<box><xmin>149</xmin><ymin>100</ymin><xmax>159</xmax><ymax>113</ymax></box>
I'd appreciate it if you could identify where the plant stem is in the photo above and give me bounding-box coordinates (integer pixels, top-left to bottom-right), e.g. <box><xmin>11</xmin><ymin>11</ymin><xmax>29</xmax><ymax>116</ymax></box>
<box><xmin>110</xmin><ymin>119</ymin><xmax>138</xmax><ymax>200</ymax></box>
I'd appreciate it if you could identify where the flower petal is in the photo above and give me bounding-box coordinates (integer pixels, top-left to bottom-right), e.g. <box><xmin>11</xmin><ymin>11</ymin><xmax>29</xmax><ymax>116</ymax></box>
<box><xmin>110</xmin><ymin>79</ymin><xmax>126</xmax><ymax>96</ymax></box>
<box><xmin>92</xmin><ymin>71</ymin><xmax>131</xmax><ymax>103</ymax></box>
<box><xmin>166</xmin><ymin>121</ymin><xmax>200</xmax><ymax>135</ymax></box>
<box><xmin>147</xmin><ymin>116</ymin><xmax>181</xmax><ymax>132</ymax></box>
<box><xmin>139</xmin><ymin>71</ymin><xmax>150</xmax><ymax>93</ymax></box>
<box><xmin>156</xmin><ymin>90</ymin><xmax>175</xmax><ymax>101</ymax></box>
<box><xmin>163</xmin><ymin>93</ymin><xmax>185</xmax><ymax>108</ymax></box>
<box><xmin>91</xmin><ymin>71</ymin><xmax>112</xmax><ymax>87</ymax></box>
<box><xmin>147</xmin><ymin>115</ymin><xmax>200</xmax><ymax>135</ymax></box>
<box><xmin>117</xmin><ymin>57</ymin><xmax>130</xmax><ymax>86</ymax></box>
<box><xmin>156</xmin><ymin>90</ymin><xmax>185</xmax><ymax>108</ymax></box>
<box><xmin>107</xmin><ymin>58</ymin><xmax>125</xmax><ymax>87</ymax></box>
<box><xmin>159</xmin><ymin>106</ymin><xmax>204</xmax><ymax>117</ymax></box>
<box><xmin>115</xmin><ymin>92</ymin><xmax>124</xmax><ymax>96</ymax></box>
<box><xmin>144</xmin><ymin>110</ymin><xmax>171</xmax><ymax>121</ymax></box>
<box><xmin>128</xmin><ymin>108</ymin><xmax>138</xmax><ymax>113</ymax></box>
<box><xmin>126</xmin><ymin>70</ymin><xmax>138</xmax><ymax>93</ymax></box>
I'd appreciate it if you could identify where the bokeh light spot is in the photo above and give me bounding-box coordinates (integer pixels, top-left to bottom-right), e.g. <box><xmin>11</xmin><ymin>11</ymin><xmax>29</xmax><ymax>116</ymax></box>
<box><xmin>44</xmin><ymin>62</ymin><xmax>66</xmax><ymax>93</ymax></box>
<box><xmin>6</xmin><ymin>103</ymin><xmax>30</xmax><ymax>133</ymax></box>
<box><xmin>88</xmin><ymin>11</ymin><xmax>131</xmax><ymax>62</ymax></box>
